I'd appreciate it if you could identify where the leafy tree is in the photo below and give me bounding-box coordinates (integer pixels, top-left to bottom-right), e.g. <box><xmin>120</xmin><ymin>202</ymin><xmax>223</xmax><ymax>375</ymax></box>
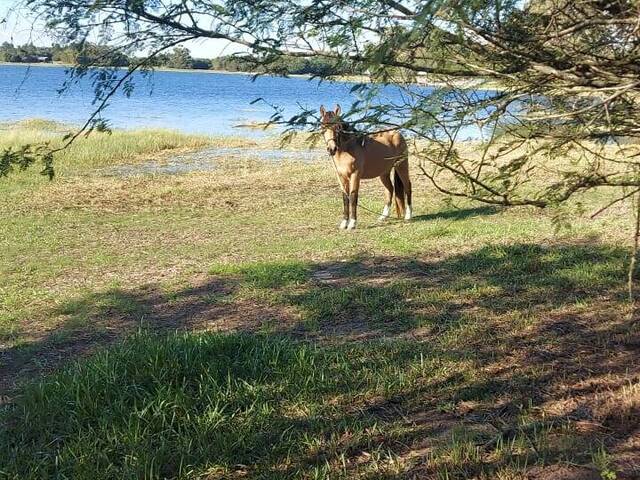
<box><xmin>0</xmin><ymin>43</ymin><xmax>11</xmax><ymax>62</ymax></box>
<box><xmin>77</xmin><ymin>44</ymin><xmax>129</xmax><ymax>67</ymax></box>
<box><xmin>165</xmin><ymin>46</ymin><xmax>193</xmax><ymax>69</ymax></box>
<box><xmin>0</xmin><ymin>42</ymin><xmax>22</xmax><ymax>62</ymax></box>
<box><xmin>51</xmin><ymin>45</ymin><xmax>78</xmax><ymax>64</ymax></box>
<box><xmin>209</xmin><ymin>54</ymin><xmax>258</xmax><ymax>72</ymax></box>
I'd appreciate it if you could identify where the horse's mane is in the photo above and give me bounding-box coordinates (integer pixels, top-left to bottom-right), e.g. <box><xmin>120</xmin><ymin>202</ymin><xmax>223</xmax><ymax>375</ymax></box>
<box><xmin>339</xmin><ymin>120</ymin><xmax>353</xmax><ymax>132</ymax></box>
<box><xmin>338</xmin><ymin>121</ymin><xmax>366</xmax><ymax>149</ymax></box>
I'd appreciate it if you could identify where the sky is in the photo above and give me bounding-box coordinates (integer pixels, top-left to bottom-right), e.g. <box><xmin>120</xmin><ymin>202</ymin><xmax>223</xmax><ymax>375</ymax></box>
<box><xmin>0</xmin><ymin>0</ymin><xmax>240</xmax><ymax>58</ymax></box>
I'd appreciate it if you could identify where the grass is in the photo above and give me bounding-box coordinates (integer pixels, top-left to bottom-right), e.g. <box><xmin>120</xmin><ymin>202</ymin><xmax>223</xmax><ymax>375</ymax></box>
<box><xmin>0</xmin><ymin>119</ymin><xmax>255</xmax><ymax>175</ymax></box>
<box><xmin>1</xmin><ymin>332</ymin><xmax>435</xmax><ymax>479</ymax></box>
<box><xmin>1</xmin><ymin>120</ymin><xmax>639</xmax><ymax>479</ymax></box>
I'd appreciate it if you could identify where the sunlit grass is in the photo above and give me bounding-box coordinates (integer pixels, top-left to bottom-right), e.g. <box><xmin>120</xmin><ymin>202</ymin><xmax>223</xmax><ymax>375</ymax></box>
<box><xmin>0</xmin><ymin>118</ymin><xmax>256</xmax><ymax>175</ymax></box>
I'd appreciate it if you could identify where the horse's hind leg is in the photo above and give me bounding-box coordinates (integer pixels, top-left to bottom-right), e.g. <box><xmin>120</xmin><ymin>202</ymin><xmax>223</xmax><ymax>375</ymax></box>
<box><xmin>347</xmin><ymin>173</ymin><xmax>360</xmax><ymax>230</ymax></box>
<box><xmin>396</xmin><ymin>160</ymin><xmax>413</xmax><ymax>220</ymax></box>
<box><xmin>379</xmin><ymin>172</ymin><xmax>393</xmax><ymax>221</ymax></box>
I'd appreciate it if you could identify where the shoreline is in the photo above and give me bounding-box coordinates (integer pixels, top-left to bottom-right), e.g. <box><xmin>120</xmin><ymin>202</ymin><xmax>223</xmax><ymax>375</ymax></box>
<box><xmin>0</xmin><ymin>61</ymin><xmax>500</xmax><ymax>90</ymax></box>
<box><xmin>0</xmin><ymin>61</ymin><xmax>260</xmax><ymax>75</ymax></box>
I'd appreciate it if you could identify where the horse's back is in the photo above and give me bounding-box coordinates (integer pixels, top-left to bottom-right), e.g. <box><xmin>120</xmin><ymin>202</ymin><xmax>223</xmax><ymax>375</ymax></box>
<box><xmin>372</xmin><ymin>129</ymin><xmax>407</xmax><ymax>151</ymax></box>
<box><xmin>359</xmin><ymin>129</ymin><xmax>408</xmax><ymax>179</ymax></box>
<box><xmin>371</xmin><ymin>130</ymin><xmax>407</xmax><ymax>163</ymax></box>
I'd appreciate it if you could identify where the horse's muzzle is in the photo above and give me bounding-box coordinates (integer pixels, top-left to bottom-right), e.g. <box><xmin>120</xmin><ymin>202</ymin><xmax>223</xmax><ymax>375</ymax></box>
<box><xmin>327</xmin><ymin>146</ymin><xmax>337</xmax><ymax>156</ymax></box>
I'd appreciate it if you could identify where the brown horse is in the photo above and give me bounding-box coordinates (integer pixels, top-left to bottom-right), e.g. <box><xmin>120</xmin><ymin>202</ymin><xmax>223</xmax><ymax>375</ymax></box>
<box><xmin>320</xmin><ymin>104</ymin><xmax>412</xmax><ymax>230</ymax></box>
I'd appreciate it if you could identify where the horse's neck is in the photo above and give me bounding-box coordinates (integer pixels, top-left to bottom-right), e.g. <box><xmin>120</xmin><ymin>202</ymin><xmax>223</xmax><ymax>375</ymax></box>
<box><xmin>339</xmin><ymin>131</ymin><xmax>364</xmax><ymax>152</ymax></box>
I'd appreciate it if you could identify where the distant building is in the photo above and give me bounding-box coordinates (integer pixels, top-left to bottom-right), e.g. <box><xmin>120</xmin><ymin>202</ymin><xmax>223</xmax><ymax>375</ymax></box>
<box><xmin>17</xmin><ymin>54</ymin><xmax>52</xmax><ymax>63</ymax></box>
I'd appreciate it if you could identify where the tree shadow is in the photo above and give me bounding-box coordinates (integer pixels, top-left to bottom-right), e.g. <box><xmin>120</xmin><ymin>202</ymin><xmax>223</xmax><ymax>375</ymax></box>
<box><xmin>411</xmin><ymin>206</ymin><xmax>501</xmax><ymax>222</ymax></box>
<box><xmin>1</xmin><ymin>242</ymin><xmax>639</xmax><ymax>478</ymax></box>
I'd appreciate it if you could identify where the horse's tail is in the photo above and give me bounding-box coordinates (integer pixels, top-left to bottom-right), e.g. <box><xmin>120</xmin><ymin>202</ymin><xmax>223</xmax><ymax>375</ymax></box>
<box><xmin>393</xmin><ymin>166</ymin><xmax>406</xmax><ymax>219</ymax></box>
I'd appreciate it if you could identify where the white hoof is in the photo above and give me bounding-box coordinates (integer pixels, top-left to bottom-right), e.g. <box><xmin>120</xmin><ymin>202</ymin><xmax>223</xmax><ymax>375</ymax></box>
<box><xmin>380</xmin><ymin>204</ymin><xmax>391</xmax><ymax>221</ymax></box>
<box><xmin>339</xmin><ymin>219</ymin><xmax>348</xmax><ymax>230</ymax></box>
<box><xmin>347</xmin><ymin>219</ymin><xmax>357</xmax><ymax>230</ymax></box>
<box><xmin>404</xmin><ymin>206</ymin><xmax>413</xmax><ymax>221</ymax></box>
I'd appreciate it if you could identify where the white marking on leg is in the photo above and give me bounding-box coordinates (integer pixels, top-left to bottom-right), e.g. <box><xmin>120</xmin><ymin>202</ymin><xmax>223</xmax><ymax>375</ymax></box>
<box><xmin>378</xmin><ymin>203</ymin><xmax>391</xmax><ymax>221</ymax></box>
<box><xmin>404</xmin><ymin>205</ymin><xmax>413</xmax><ymax>221</ymax></box>
<box><xmin>347</xmin><ymin>219</ymin><xmax>357</xmax><ymax>230</ymax></box>
<box><xmin>339</xmin><ymin>219</ymin><xmax>348</xmax><ymax>230</ymax></box>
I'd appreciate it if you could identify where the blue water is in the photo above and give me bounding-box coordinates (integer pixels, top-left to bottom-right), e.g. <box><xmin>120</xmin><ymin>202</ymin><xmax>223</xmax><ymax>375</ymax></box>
<box><xmin>0</xmin><ymin>65</ymin><xmax>417</xmax><ymax>136</ymax></box>
<box><xmin>0</xmin><ymin>64</ymin><xmax>496</xmax><ymax>139</ymax></box>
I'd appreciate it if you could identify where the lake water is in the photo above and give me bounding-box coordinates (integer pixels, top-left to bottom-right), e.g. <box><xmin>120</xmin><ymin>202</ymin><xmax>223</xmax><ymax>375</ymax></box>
<box><xmin>0</xmin><ymin>64</ymin><xmax>493</xmax><ymax>140</ymax></box>
<box><xmin>0</xmin><ymin>64</ymin><xmax>418</xmax><ymax>136</ymax></box>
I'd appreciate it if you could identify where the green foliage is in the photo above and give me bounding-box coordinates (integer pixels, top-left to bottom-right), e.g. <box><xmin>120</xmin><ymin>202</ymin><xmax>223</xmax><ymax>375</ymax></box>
<box><xmin>0</xmin><ymin>144</ymin><xmax>53</xmax><ymax>179</ymax></box>
<box><xmin>164</xmin><ymin>46</ymin><xmax>193</xmax><ymax>69</ymax></box>
<box><xmin>592</xmin><ymin>444</ymin><xmax>618</xmax><ymax>480</ymax></box>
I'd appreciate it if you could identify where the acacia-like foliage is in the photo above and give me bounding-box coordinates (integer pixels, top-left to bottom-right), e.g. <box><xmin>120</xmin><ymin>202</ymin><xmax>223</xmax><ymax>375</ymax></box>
<box><xmin>0</xmin><ymin>143</ymin><xmax>53</xmax><ymax>178</ymax></box>
<box><xmin>4</xmin><ymin>0</ymin><xmax>640</xmax><ymax>285</ymax></box>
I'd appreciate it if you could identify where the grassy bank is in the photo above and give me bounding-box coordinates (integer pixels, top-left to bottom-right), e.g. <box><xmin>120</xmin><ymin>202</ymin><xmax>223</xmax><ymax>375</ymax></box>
<box><xmin>0</xmin><ymin>119</ymin><xmax>254</xmax><ymax>174</ymax></box>
<box><xmin>0</xmin><ymin>120</ymin><xmax>638</xmax><ymax>479</ymax></box>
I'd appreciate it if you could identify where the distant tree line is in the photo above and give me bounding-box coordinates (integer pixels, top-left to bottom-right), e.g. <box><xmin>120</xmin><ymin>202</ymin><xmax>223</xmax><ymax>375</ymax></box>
<box><xmin>0</xmin><ymin>42</ymin><xmax>54</xmax><ymax>63</ymax></box>
<box><xmin>0</xmin><ymin>42</ymin><xmax>131</xmax><ymax>66</ymax></box>
<box><xmin>209</xmin><ymin>54</ymin><xmax>364</xmax><ymax>76</ymax></box>
<box><xmin>0</xmin><ymin>43</ymin><xmax>362</xmax><ymax>75</ymax></box>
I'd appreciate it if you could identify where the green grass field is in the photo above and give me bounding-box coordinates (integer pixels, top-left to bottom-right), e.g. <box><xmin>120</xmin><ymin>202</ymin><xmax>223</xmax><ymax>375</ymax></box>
<box><xmin>1</xmin><ymin>121</ymin><xmax>638</xmax><ymax>479</ymax></box>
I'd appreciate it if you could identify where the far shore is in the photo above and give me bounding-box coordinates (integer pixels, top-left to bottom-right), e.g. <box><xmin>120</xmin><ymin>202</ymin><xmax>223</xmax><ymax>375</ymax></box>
<box><xmin>0</xmin><ymin>61</ymin><xmax>264</xmax><ymax>76</ymax></box>
<box><xmin>0</xmin><ymin>61</ymin><xmax>500</xmax><ymax>90</ymax></box>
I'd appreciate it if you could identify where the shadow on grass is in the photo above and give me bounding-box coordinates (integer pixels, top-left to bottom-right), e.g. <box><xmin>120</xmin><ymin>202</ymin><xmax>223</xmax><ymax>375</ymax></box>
<box><xmin>1</xmin><ymin>242</ymin><xmax>639</xmax><ymax>478</ymax></box>
<box><xmin>1</xmin><ymin>332</ymin><xmax>439</xmax><ymax>478</ymax></box>
<box><xmin>411</xmin><ymin>205</ymin><xmax>501</xmax><ymax>222</ymax></box>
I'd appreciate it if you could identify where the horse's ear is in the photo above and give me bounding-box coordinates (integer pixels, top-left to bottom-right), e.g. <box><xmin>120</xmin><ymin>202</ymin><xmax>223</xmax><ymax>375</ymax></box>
<box><xmin>335</xmin><ymin>104</ymin><xmax>341</xmax><ymax>116</ymax></box>
<box><xmin>319</xmin><ymin>105</ymin><xmax>326</xmax><ymax>117</ymax></box>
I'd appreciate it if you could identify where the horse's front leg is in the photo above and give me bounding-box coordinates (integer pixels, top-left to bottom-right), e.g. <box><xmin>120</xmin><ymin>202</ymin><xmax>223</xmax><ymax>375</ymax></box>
<box><xmin>347</xmin><ymin>173</ymin><xmax>361</xmax><ymax>230</ymax></box>
<box><xmin>340</xmin><ymin>191</ymin><xmax>349</xmax><ymax>229</ymax></box>
<box><xmin>338</xmin><ymin>176</ymin><xmax>350</xmax><ymax>230</ymax></box>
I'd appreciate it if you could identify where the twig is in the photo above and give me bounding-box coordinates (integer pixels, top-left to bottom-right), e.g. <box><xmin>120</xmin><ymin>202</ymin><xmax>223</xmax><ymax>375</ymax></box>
<box><xmin>590</xmin><ymin>188</ymin><xmax>640</xmax><ymax>219</ymax></box>
<box><xmin>629</xmin><ymin>191</ymin><xmax>640</xmax><ymax>304</ymax></box>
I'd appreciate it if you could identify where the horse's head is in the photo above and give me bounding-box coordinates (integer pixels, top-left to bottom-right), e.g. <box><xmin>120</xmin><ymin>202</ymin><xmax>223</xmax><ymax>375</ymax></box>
<box><xmin>320</xmin><ymin>104</ymin><xmax>345</xmax><ymax>156</ymax></box>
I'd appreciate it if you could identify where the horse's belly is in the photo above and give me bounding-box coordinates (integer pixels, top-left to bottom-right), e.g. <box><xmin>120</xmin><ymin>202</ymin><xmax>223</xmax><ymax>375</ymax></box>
<box><xmin>361</xmin><ymin>159</ymin><xmax>392</xmax><ymax>179</ymax></box>
<box><xmin>361</xmin><ymin>169</ymin><xmax>384</xmax><ymax>179</ymax></box>
<box><xmin>361</xmin><ymin>143</ymin><xmax>403</xmax><ymax>178</ymax></box>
